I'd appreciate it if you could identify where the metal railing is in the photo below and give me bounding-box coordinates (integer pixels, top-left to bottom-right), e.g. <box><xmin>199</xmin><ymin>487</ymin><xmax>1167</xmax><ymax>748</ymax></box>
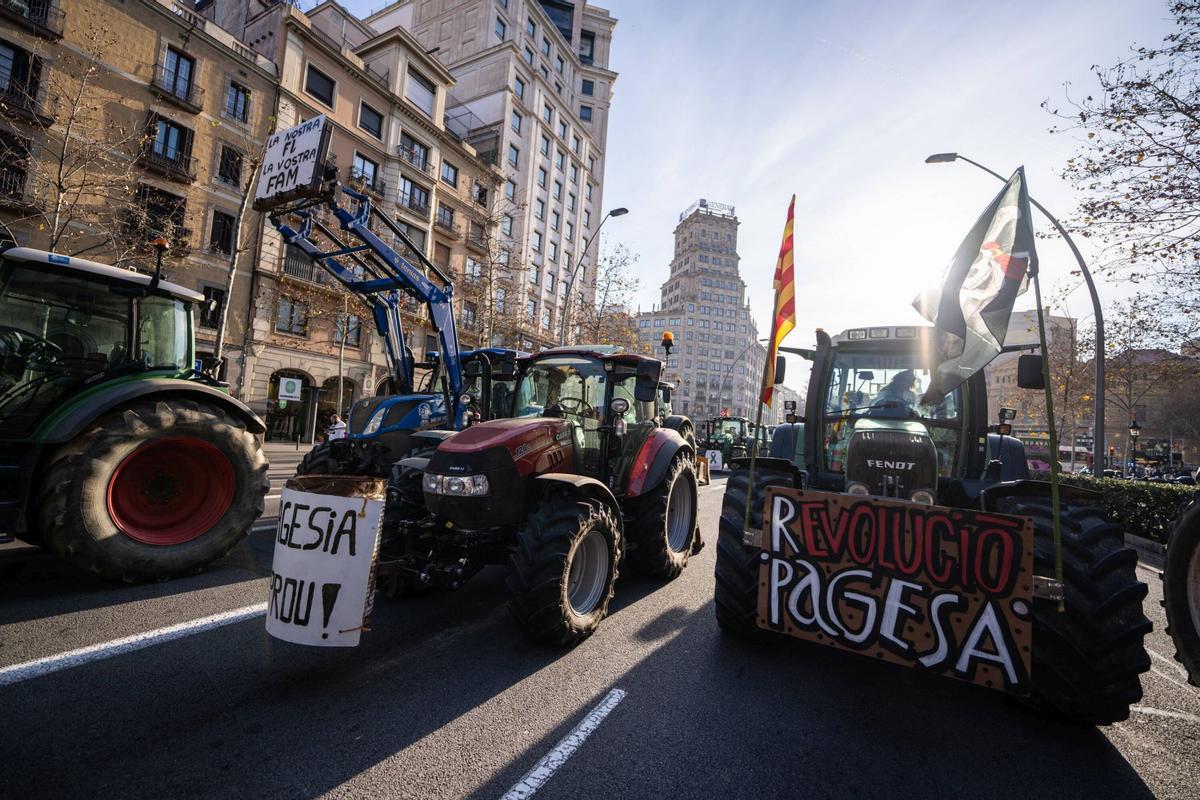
<box><xmin>0</xmin><ymin>168</ymin><xmax>33</xmax><ymax>208</ymax></box>
<box><xmin>398</xmin><ymin>144</ymin><xmax>434</xmax><ymax>175</ymax></box>
<box><xmin>282</xmin><ymin>249</ymin><xmax>332</xmax><ymax>285</ymax></box>
<box><xmin>399</xmin><ymin>190</ymin><xmax>430</xmax><ymax>217</ymax></box>
<box><xmin>138</xmin><ymin>144</ymin><xmax>197</xmax><ymax>182</ymax></box>
<box><xmin>0</xmin><ymin>82</ymin><xmax>46</xmax><ymax>121</ymax></box>
<box><xmin>434</xmin><ymin>210</ymin><xmax>458</xmax><ymax>236</ymax></box>
<box><xmin>153</xmin><ymin>64</ymin><xmax>204</xmax><ymax>111</ymax></box>
<box><xmin>0</xmin><ymin>0</ymin><xmax>64</xmax><ymax>38</ymax></box>
<box><xmin>348</xmin><ymin>169</ymin><xmax>385</xmax><ymax>197</ymax></box>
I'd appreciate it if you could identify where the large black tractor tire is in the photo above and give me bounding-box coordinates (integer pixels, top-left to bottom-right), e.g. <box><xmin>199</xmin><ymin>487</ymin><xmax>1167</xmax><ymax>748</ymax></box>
<box><xmin>296</xmin><ymin>442</ymin><xmax>333</xmax><ymax>476</ymax></box>
<box><xmin>506</xmin><ymin>498</ymin><xmax>621</xmax><ymax>645</ymax></box>
<box><xmin>993</xmin><ymin>496</ymin><xmax>1152</xmax><ymax>725</ymax></box>
<box><xmin>1163</xmin><ymin>499</ymin><xmax>1200</xmax><ymax>686</ymax></box>
<box><xmin>627</xmin><ymin>453</ymin><xmax>698</xmax><ymax>579</ymax></box>
<box><xmin>36</xmin><ymin>399</ymin><xmax>269</xmax><ymax>582</ymax></box>
<box><xmin>714</xmin><ymin>464</ymin><xmax>794</xmax><ymax>639</ymax></box>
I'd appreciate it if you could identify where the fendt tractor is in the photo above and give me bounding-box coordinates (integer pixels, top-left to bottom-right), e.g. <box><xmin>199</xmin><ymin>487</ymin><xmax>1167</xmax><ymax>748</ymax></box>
<box><xmin>1164</xmin><ymin>483</ymin><xmax>1200</xmax><ymax>686</ymax></box>
<box><xmin>701</xmin><ymin>415</ymin><xmax>759</xmax><ymax>465</ymax></box>
<box><xmin>0</xmin><ymin>247</ymin><xmax>269</xmax><ymax>580</ymax></box>
<box><xmin>393</xmin><ymin>344</ymin><xmax>700</xmax><ymax>644</ymax></box>
<box><xmin>717</xmin><ymin>325</ymin><xmax>1152</xmax><ymax>725</ymax></box>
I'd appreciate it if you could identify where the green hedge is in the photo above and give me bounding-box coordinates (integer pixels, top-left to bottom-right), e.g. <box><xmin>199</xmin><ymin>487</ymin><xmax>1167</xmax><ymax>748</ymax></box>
<box><xmin>1050</xmin><ymin>474</ymin><xmax>1196</xmax><ymax>545</ymax></box>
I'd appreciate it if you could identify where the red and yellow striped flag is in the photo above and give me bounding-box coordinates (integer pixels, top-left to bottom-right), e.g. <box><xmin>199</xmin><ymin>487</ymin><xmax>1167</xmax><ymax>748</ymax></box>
<box><xmin>760</xmin><ymin>195</ymin><xmax>796</xmax><ymax>406</ymax></box>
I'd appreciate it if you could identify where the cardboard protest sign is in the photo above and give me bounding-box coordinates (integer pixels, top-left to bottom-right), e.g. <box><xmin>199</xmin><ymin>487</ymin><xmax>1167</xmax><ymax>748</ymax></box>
<box><xmin>253</xmin><ymin>116</ymin><xmax>329</xmax><ymax>210</ymax></box>
<box><xmin>706</xmin><ymin>449</ymin><xmax>724</xmax><ymax>471</ymax></box>
<box><xmin>757</xmin><ymin>488</ymin><xmax>1034</xmax><ymax>691</ymax></box>
<box><xmin>266</xmin><ymin>476</ymin><xmax>386</xmax><ymax>647</ymax></box>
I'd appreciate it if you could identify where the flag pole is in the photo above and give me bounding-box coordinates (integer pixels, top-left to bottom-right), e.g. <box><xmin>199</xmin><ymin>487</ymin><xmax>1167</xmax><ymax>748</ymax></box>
<box><xmin>743</xmin><ymin>311</ymin><xmax>780</xmax><ymax>536</ymax></box>
<box><xmin>1031</xmin><ymin>265</ymin><xmax>1065</xmax><ymax>612</ymax></box>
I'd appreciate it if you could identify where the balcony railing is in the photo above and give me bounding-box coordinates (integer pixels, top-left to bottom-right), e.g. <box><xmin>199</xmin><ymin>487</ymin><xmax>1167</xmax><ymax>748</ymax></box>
<box><xmin>138</xmin><ymin>145</ymin><xmax>197</xmax><ymax>183</ymax></box>
<box><xmin>466</xmin><ymin>231</ymin><xmax>487</xmax><ymax>251</ymax></box>
<box><xmin>398</xmin><ymin>144</ymin><xmax>434</xmax><ymax>176</ymax></box>
<box><xmin>348</xmin><ymin>169</ymin><xmax>385</xmax><ymax>198</ymax></box>
<box><xmin>0</xmin><ymin>0</ymin><xmax>64</xmax><ymax>39</ymax></box>
<box><xmin>434</xmin><ymin>213</ymin><xmax>458</xmax><ymax>237</ymax></box>
<box><xmin>152</xmin><ymin>65</ymin><xmax>204</xmax><ymax>113</ymax></box>
<box><xmin>0</xmin><ymin>169</ymin><xmax>36</xmax><ymax>210</ymax></box>
<box><xmin>0</xmin><ymin>83</ymin><xmax>51</xmax><ymax>125</ymax></box>
<box><xmin>283</xmin><ymin>250</ymin><xmax>333</xmax><ymax>285</ymax></box>
<box><xmin>398</xmin><ymin>190</ymin><xmax>430</xmax><ymax>218</ymax></box>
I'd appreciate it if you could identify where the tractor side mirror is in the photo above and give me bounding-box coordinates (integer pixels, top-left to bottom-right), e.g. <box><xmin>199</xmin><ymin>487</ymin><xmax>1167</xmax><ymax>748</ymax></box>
<box><xmin>660</xmin><ymin>385</ymin><xmax>671</xmax><ymax>404</ymax></box>
<box><xmin>1017</xmin><ymin>354</ymin><xmax>1044</xmax><ymax>390</ymax></box>
<box><xmin>858</xmin><ymin>370</ymin><xmax>874</xmax><ymax>381</ymax></box>
<box><xmin>783</xmin><ymin>400</ymin><xmax>797</xmax><ymax>411</ymax></box>
<box><xmin>464</xmin><ymin>360</ymin><xmax>483</xmax><ymax>377</ymax></box>
<box><xmin>634</xmin><ymin>360</ymin><xmax>659</xmax><ymax>402</ymax></box>
<box><xmin>774</xmin><ymin>354</ymin><xmax>786</xmax><ymax>385</ymax></box>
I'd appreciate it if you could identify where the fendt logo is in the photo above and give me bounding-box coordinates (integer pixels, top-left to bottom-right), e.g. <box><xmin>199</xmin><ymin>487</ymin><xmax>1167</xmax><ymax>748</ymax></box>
<box><xmin>865</xmin><ymin>459</ymin><xmax>916</xmax><ymax>470</ymax></box>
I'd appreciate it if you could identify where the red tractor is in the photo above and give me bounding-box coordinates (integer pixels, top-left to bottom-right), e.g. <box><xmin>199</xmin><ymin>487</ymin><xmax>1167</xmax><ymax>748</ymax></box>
<box><xmin>392</xmin><ymin>345</ymin><xmax>699</xmax><ymax>644</ymax></box>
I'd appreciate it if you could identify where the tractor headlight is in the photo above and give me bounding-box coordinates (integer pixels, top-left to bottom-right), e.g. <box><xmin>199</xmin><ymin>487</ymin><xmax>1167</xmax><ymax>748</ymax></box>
<box><xmin>363</xmin><ymin>407</ymin><xmax>388</xmax><ymax>435</ymax></box>
<box><xmin>910</xmin><ymin>489</ymin><xmax>936</xmax><ymax>505</ymax></box>
<box><xmin>846</xmin><ymin>482</ymin><xmax>870</xmax><ymax>496</ymax></box>
<box><xmin>423</xmin><ymin>473</ymin><xmax>490</xmax><ymax>496</ymax></box>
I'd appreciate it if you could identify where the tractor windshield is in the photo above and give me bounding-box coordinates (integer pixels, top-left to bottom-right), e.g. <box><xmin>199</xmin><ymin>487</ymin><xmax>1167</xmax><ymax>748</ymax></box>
<box><xmin>0</xmin><ymin>258</ymin><xmax>191</xmax><ymax>437</ymax></box>
<box><xmin>514</xmin><ymin>354</ymin><xmax>607</xmax><ymax>419</ymax></box>
<box><xmin>716</xmin><ymin>419</ymin><xmax>744</xmax><ymax>438</ymax></box>
<box><xmin>822</xmin><ymin>350</ymin><xmax>964</xmax><ymax>476</ymax></box>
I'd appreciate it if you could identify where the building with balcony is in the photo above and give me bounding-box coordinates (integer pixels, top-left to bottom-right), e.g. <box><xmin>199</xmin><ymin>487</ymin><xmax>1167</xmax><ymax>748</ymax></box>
<box><xmin>205</xmin><ymin>0</ymin><xmax>503</xmax><ymax>442</ymax></box>
<box><xmin>632</xmin><ymin>200</ymin><xmax>767</xmax><ymax>420</ymax></box>
<box><xmin>0</xmin><ymin>0</ymin><xmax>278</xmax><ymax>389</ymax></box>
<box><xmin>364</xmin><ymin>0</ymin><xmax>619</xmax><ymax>351</ymax></box>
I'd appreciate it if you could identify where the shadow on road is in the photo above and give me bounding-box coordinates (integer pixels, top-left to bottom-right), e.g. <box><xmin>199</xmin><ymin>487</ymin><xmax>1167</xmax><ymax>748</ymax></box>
<box><xmin>468</xmin><ymin>602</ymin><xmax>1155</xmax><ymax>800</ymax></box>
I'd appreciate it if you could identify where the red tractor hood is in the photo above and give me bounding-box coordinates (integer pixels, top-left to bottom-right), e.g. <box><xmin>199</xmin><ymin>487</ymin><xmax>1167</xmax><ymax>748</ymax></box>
<box><xmin>437</xmin><ymin>417</ymin><xmax>575</xmax><ymax>476</ymax></box>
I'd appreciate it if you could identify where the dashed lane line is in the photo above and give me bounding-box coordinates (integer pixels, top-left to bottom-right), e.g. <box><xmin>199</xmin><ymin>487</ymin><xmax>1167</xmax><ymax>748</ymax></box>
<box><xmin>0</xmin><ymin>603</ymin><xmax>268</xmax><ymax>687</ymax></box>
<box><xmin>500</xmin><ymin>688</ymin><xmax>627</xmax><ymax>800</ymax></box>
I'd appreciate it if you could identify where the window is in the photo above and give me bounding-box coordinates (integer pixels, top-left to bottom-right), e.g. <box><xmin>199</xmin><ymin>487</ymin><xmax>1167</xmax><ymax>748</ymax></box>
<box><xmin>514</xmin><ymin>75</ymin><xmax>526</xmax><ymax>100</ymax></box>
<box><xmin>581</xmin><ymin>78</ymin><xmax>594</xmax><ymax>96</ymax></box>
<box><xmin>275</xmin><ymin>296</ymin><xmax>309</xmax><ymax>336</ymax></box>
<box><xmin>351</xmin><ymin>153</ymin><xmax>379</xmax><ymax>190</ymax></box>
<box><xmin>568</xmin><ymin>192</ymin><xmax>576</xmax><ymax>211</ymax></box>
<box><xmin>556</xmin><ymin>55</ymin><xmax>565</xmax><ymax>74</ymax></box>
<box><xmin>555</xmin><ymin>150</ymin><xmax>565</xmax><ymax>170</ymax></box>
<box><xmin>569</xmin><ymin>164</ymin><xmax>578</xmax><ymax>184</ymax></box>
<box><xmin>463</xmin><ymin>301</ymin><xmax>477</xmax><ymax>328</ymax></box>
<box><xmin>495</xmin><ymin>16</ymin><xmax>507</xmax><ymax>40</ymax></box>
<box><xmin>511</xmin><ymin>110</ymin><xmax>523</xmax><ymax>133</ymax></box>
<box><xmin>217</xmin><ymin>145</ymin><xmax>242</xmax><ymax>186</ymax></box>
<box><xmin>406</xmin><ymin>69</ymin><xmax>436</xmax><ymax>116</ymax></box>
<box><xmin>586</xmin><ymin>181</ymin><xmax>593</xmax><ymax>199</ymax></box>
<box><xmin>588</xmin><ymin>156</ymin><xmax>595</xmax><ymax>173</ymax></box>
<box><xmin>209</xmin><ymin>210</ymin><xmax>236</xmax><ymax>254</ymax></box>
<box><xmin>466</xmin><ymin>258</ymin><xmax>483</xmax><ymax>279</ymax></box>
<box><xmin>548</xmin><ymin>240</ymin><xmax>558</xmax><ymax>260</ymax></box>
<box><xmin>526</xmin><ymin>17</ymin><xmax>536</xmax><ymax>37</ymax></box>
<box><xmin>542</xmin><ymin>37</ymin><xmax>552</xmax><ymax>57</ymax></box>
<box><xmin>530</xmin><ymin>264</ymin><xmax>539</xmax><ymax>284</ymax></box>
<box><xmin>359</xmin><ymin>102</ymin><xmax>383</xmax><ymax>139</ymax></box>
<box><xmin>400</xmin><ymin>133</ymin><xmax>429</xmax><ymax>170</ymax></box>
<box><xmin>537</xmin><ymin>167</ymin><xmax>547</xmax><ymax>187</ymax></box>
<box><xmin>543</xmin><ymin>103</ymin><xmax>553</xmax><ymax>124</ymax></box>
<box><xmin>541</xmin><ymin>307</ymin><xmax>551</xmax><ymax>329</ymax></box>
<box><xmin>557</xmin><ymin>120</ymin><xmax>567</xmax><ymax>139</ymax></box>
<box><xmin>199</xmin><ymin>286</ymin><xmax>225</xmax><ymax>329</ymax></box>
<box><xmin>540</xmin><ymin>134</ymin><xmax>550</xmax><ymax>155</ymax></box>
<box><xmin>566</xmin><ymin>221</ymin><xmax>574</xmax><ymax>240</ymax></box>
<box><xmin>551</xmin><ymin>210</ymin><xmax>560</xmax><ymax>231</ymax></box>
<box><xmin>584</xmin><ymin>209</ymin><xmax>591</xmax><ymax>227</ymax></box>
<box><xmin>555</xmin><ymin>81</ymin><xmax>563</xmax><ymax>96</ymax></box>
<box><xmin>397</xmin><ymin>221</ymin><xmax>426</xmax><ymax>254</ymax></box>
<box><xmin>474</xmin><ymin>182</ymin><xmax>488</xmax><ymax>205</ymax></box>
<box><xmin>502</xmin><ymin>214</ymin><xmax>514</xmax><ymax>236</ymax></box>
<box><xmin>150</xmin><ymin>115</ymin><xmax>193</xmax><ymax>167</ymax></box>
<box><xmin>441</xmin><ymin>160</ymin><xmax>458</xmax><ymax>187</ymax></box>
<box><xmin>553</xmin><ymin>181</ymin><xmax>562</xmax><ymax>200</ymax></box>
<box><xmin>540</xmin><ymin>64</ymin><xmax>549</xmax><ymax>79</ymax></box>
<box><xmin>524</xmin><ymin>47</ymin><xmax>534</xmax><ymax>66</ymax></box>
<box><xmin>496</xmin><ymin>287</ymin><xmax>508</xmax><ymax>314</ymax></box>
<box><xmin>505</xmin><ymin>179</ymin><xmax>516</xmax><ymax>200</ymax></box>
<box><xmin>434</xmin><ymin>241</ymin><xmax>452</xmax><ymax>268</ymax></box>
<box><xmin>527</xmin><ymin>299</ymin><xmax>537</xmax><ymax>321</ymax></box>
<box><xmin>436</xmin><ymin>202</ymin><xmax>455</xmax><ymax>230</ymax></box>
<box><xmin>535</xmin><ymin>198</ymin><xmax>545</xmax><ymax>219</ymax></box>
<box><xmin>580</xmin><ymin>30</ymin><xmax>595</xmax><ymax>64</ymax></box>
<box><xmin>400</xmin><ymin>177</ymin><xmax>430</xmax><ymax>213</ymax></box>
<box><xmin>162</xmin><ymin>47</ymin><xmax>195</xmax><ymax>100</ymax></box>
<box><xmin>304</xmin><ymin>64</ymin><xmax>334</xmax><ymax>106</ymax></box>
<box><xmin>336</xmin><ymin>314</ymin><xmax>362</xmax><ymax>347</ymax></box>
<box><xmin>579</xmin><ymin>104</ymin><xmax>593</xmax><ymax>122</ymax></box>
<box><xmin>224</xmin><ymin>81</ymin><xmax>250</xmax><ymax>123</ymax></box>
<box><xmin>508</xmin><ymin>144</ymin><xmax>519</xmax><ymax>167</ymax></box>
<box><xmin>546</xmin><ymin>272</ymin><xmax>556</xmax><ymax>291</ymax></box>
<box><xmin>532</xmin><ymin>230</ymin><xmax>543</xmax><ymax>252</ymax></box>
<box><xmin>499</xmin><ymin>0</ymin><xmax>507</xmax><ymax>7</ymax></box>
<box><xmin>572</xmin><ymin>134</ymin><xmax>581</xmax><ymax>153</ymax></box>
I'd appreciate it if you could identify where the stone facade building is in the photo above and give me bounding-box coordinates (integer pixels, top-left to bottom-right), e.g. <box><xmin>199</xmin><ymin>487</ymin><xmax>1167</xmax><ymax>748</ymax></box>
<box><xmin>0</xmin><ymin>0</ymin><xmax>277</xmax><ymax>383</ymax></box>
<box><xmin>365</xmin><ymin>0</ymin><xmax>618</xmax><ymax>350</ymax></box>
<box><xmin>633</xmin><ymin>200</ymin><xmax>766</xmax><ymax>420</ymax></box>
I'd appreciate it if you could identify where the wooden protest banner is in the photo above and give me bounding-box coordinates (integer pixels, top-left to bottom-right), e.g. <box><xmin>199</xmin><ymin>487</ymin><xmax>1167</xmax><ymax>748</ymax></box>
<box><xmin>756</xmin><ymin>488</ymin><xmax>1034</xmax><ymax>691</ymax></box>
<box><xmin>253</xmin><ymin>116</ymin><xmax>330</xmax><ymax>211</ymax></box>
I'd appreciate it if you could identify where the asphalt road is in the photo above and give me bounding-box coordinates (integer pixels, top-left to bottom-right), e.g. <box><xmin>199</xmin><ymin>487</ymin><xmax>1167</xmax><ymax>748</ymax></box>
<box><xmin>1</xmin><ymin>452</ymin><xmax>1198</xmax><ymax>799</ymax></box>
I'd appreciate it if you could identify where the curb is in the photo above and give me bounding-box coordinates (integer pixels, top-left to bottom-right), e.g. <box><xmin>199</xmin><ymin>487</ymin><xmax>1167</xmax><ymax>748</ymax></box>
<box><xmin>1126</xmin><ymin>532</ymin><xmax>1166</xmax><ymax>571</ymax></box>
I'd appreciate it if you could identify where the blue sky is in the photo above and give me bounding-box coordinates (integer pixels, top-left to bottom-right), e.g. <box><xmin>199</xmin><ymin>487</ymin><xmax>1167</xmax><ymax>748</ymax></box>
<box><xmin>342</xmin><ymin>0</ymin><xmax>1175</xmax><ymax>383</ymax></box>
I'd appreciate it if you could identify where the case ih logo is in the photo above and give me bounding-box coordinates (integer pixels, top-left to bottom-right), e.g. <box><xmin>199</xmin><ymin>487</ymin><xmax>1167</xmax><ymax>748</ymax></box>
<box><xmin>866</xmin><ymin>459</ymin><xmax>917</xmax><ymax>470</ymax></box>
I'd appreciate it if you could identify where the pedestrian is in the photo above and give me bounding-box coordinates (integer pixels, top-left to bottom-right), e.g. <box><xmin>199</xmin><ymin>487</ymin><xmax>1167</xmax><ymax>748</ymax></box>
<box><xmin>327</xmin><ymin>413</ymin><xmax>347</xmax><ymax>441</ymax></box>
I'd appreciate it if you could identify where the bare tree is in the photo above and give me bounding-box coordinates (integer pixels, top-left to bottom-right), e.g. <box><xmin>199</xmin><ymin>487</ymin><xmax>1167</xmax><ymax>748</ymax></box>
<box><xmin>1101</xmin><ymin>292</ymin><xmax>1196</xmax><ymax>426</ymax></box>
<box><xmin>456</xmin><ymin>199</ymin><xmax>526</xmax><ymax>348</ymax></box>
<box><xmin>571</xmin><ymin>243</ymin><xmax>641</xmax><ymax>345</ymax></box>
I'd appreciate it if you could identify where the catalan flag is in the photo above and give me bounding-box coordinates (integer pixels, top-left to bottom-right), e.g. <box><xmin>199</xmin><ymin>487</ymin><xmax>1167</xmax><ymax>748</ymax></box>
<box><xmin>760</xmin><ymin>195</ymin><xmax>796</xmax><ymax>406</ymax></box>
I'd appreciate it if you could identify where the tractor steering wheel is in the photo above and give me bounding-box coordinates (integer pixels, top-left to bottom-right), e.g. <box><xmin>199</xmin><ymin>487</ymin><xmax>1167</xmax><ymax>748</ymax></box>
<box><xmin>550</xmin><ymin>396</ymin><xmax>596</xmax><ymax>419</ymax></box>
<box><xmin>0</xmin><ymin>325</ymin><xmax>63</xmax><ymax>365</ymax></box>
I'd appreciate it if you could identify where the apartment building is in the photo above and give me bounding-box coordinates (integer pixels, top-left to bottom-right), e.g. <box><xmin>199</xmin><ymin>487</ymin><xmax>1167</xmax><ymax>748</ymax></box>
<box><xmin>634</xmin><ymin>200</ymin><xmax>766</xmax><ymax>420</ymax></box>
<box><xmin>365</xmin><ymin>0</ymin><xmax>619</xmax><ymax>350</ymax></box>
<box><xmin>203</xmin><ymin>0</ymin><xmax>502</xmax><ymax>442</ymax></box>
<box><xmin>0</xmin><ymin>0</ymin><xmax>277</xmax><ymax>386</ymax></box>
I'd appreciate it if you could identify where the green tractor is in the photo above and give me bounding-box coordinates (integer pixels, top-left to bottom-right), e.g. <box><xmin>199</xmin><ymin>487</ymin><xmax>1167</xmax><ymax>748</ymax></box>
<box><xmin>700</xmin><ymin>416</ymin><xmax>758</xmax><ymax>465</ymax></box>
<box><xmin>0</xmin><ymin>247</ymin><xmax>269</xmax><ymax>580</ymax></box>
<box><xmin>716</xmin><ymin>325</ymin><xmax>1151</xmax><ymax>725</ymax></box>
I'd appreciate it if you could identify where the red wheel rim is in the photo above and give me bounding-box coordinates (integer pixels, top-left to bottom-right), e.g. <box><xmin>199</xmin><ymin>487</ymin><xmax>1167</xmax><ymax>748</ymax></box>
<box><xmin>106</xmin><ymin>437</ymin><xmax>235</xmax><ymax>546</ymax></box>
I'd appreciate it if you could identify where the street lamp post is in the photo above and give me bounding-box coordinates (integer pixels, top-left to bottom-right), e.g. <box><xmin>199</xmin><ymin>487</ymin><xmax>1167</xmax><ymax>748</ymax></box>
<box><xmin>925</xmin><ymin>152</ymin><xmax>1106</xmax><ymax>478</ymax></box>
<box><xmin>1129</xmin><ymin>419</ymin><xmax>1141</xmax><ymax>479</ymax></box>
<box><xmin>557</xmin><ymin>207</ymin><xmax>628</xmax><ymax>345</ymax></box>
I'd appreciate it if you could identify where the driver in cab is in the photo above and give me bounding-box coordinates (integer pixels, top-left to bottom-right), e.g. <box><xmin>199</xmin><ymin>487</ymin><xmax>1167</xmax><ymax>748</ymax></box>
<box><xmin>869</xmin><ymin>370</ymin><xmax>919</xmax><ymax>418</ymax></box>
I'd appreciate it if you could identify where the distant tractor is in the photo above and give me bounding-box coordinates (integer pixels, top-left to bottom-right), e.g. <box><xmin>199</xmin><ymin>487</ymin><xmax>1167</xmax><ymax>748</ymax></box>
<box><xmin>0</xmin><ymin>247</ymin><xmax>269</xmax><ymax>580</ymax></box>
<box><xmin>1164</xmin><ymin>480</ymin><xmax>1200</xmax><ymax>686</ymax></box>
<box><xmin>396</xmin><ymin>346</ymin><xmax>699</xmax><ymax>644</ymax></box>
<box><xmin>716</xmin><ymin>325</ymin><xmax>1151</xmax><ymax>725</ymax></box>
<box><xmin>701</xmin><ymin>416</ymin><xmax>759</xmax><ymax>465</ymax></box>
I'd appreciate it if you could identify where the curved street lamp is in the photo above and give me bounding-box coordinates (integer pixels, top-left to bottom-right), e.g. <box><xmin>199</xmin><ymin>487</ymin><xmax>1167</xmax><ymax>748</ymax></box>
<box><xmin>925</xmin><ymin>152</ymin><xmax>1106</xmax><ymax>477</ymax></box>
<box><xmin>558</xmin><ymin>206</ymin><xmax>629</xmax><ymax>345</ymax></box>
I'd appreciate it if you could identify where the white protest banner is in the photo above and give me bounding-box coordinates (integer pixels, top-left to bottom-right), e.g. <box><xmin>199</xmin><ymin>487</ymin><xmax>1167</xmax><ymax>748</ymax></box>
<box><xmin>277</xmin><ymin>376</ymin><xmax>303</xmax><ymax>402</ymax></box>
<box><xmin>706</xmin><ymin>449</ymin><xmax>724</xmax><ymax>471</ymax></box>
<box><xmin>266</xmin><ymin>477</ymin><xmax>386</xmax><ymax>647</ymax></box>
<box><xmin>254</xmin><ymin>115</ymin><xmax>329</xmax><ymax>208</ymax></box>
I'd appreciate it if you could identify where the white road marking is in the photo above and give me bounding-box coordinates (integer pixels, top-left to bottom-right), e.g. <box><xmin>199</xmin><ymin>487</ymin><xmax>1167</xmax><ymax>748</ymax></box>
<box><xmin>500</xmin><ymin>688</ymin><xmax>627</xmax><ymax>800</ymax></box>
<box><xmin>1131</xmin><ymin>705</ymin><xmax>1200</xmax><ymax>724</ymax></box>
<box><xmin>1149</xmin><ymin>647</ymin><xmax>1192</xmax><ymax>682</ymax></box>
<box><xmin>0</xmin><ymin>603</ymin><xmax>267</xmax><ymax>687</ymax></box>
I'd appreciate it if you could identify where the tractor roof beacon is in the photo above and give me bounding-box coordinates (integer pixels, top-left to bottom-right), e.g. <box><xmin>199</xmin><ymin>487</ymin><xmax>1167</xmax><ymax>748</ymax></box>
<box><xmin>382</xmin><ymin>345</ymin><xmax>700</xmax><ymax>644</ymax></box>
<box><xmin>715</xmin><ymin>324</ymin><xmax>1152</xmax><ymax>725</ymax></box>
<box><xmin>0</xmin><ymin>246</ymin><xmax>269</xmax><ymax>580</ymax></box>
